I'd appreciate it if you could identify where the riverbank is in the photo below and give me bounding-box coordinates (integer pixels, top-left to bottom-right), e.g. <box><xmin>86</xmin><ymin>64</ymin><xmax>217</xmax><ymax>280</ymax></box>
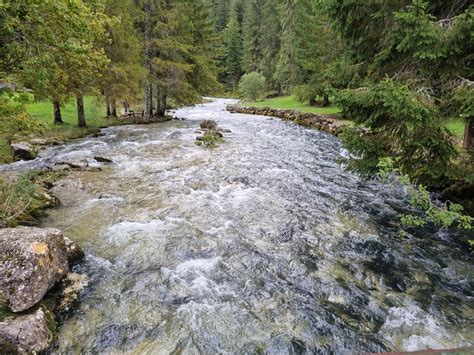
<box><xmin>226</xmin><ymin>104</ymin><xmax>345</xmax><ymax>136</ymax></box>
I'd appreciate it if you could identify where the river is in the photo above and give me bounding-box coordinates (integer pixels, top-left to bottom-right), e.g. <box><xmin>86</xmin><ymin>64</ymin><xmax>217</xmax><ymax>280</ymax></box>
<box><xmin>10</xmin><ymin>98</ymin><xmax>474</xmax><ymax>353</ymax></box>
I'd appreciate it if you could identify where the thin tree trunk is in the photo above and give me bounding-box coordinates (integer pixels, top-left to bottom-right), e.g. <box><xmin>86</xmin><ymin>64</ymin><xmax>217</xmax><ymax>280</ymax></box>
<box><xmin>111</xmin><ymin>98</ymin><xmax>117</xmax><ymax>117</ymax></box>
<box><xmin>76</xmin><ymin>94</ymin><xmax>86</xmax><ymax>128</ymax></box>
<box><xmin>123</xmin><ymin>100</ymin><xmax>129</xmax><ymax>114</ymax></box>
<box><xmin>463</xmin><ymin>116</ymin><xmax>473</xmax><ymax>150</ymax></box>
<box><xmin>53</xmin><ymin>98</ymin><xmax>63</xmax><ymax>124</ymax></box>
<box><xmin>322</xmin><ymin>94</ymin><xmax>330</xmax><ymax>107</ymax></box>
<box><xmin>105</xmin><ymin>91</ymin><xmax>111</xmax><ymax>117</ymax></box>
<box><xmin>142</xmin><ymin>1</ymin><xmax>153</xmax><ymax>122</ymax></box>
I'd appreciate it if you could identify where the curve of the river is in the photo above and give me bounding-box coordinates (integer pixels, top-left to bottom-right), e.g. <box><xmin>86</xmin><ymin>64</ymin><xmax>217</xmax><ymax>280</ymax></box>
<box><xmin>8</xmin><ymin>98</ymin><xmax>473</xmax><ymax>353</ymax></box>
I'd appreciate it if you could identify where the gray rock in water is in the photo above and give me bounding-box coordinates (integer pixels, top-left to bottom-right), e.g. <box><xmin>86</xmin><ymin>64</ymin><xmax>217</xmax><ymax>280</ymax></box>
<box><xmin>0</xmin><ymin>227</ymin><xmax>69</xmax><ymax>312</ymax></box>
<box><xmin>55</xmin><ymin>273</ymin><xmax>89</xmax><ymax>314</ymax></box>
<box><xmin>10</xmin><ymin>142</ymin><xmax>37</xmax><ymax>161</ymax></box>
<box><xmin>0</xmin><ymin>305</ymin><xmax>56</xmax><ymax>354</ymax></box>
<box><xmin>30</xmin><ymin>138</ymin><xmax>49</xmax><ymax>146</ymax></box>
<box><xmin>94</xmin><ymin>156</ymin><xmax>113</xmax><ymax>163</ymax></box>
<box><xmin>63</xmin><ymin>237</ymin><xmax>85</xmax><ymax>266</ymax></box>
<box><xmin>200</xmin><ymin>120</ymin><xmax>218</xmax><ymax>130</ymax></box>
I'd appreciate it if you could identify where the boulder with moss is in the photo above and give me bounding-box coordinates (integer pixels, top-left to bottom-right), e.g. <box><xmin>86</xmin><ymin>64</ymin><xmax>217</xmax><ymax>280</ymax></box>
<box><xmin>0</xmin><ymin>227</ymin><xmax>81</xmax><ymax>312</ymax></box>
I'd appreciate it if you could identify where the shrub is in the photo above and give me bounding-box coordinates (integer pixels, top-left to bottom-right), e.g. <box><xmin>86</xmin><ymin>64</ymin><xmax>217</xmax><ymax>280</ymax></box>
<box><xmin>338</xmin><ymin>79</ymin><xmax>458</xmax><ymax>187</ymax></box>
<box><xmin>0</xmin><ymin>91</ymin><xmax>45</xmax><ymax>139</ymax></box>
<box><xmin>238</xmin><ymin>72</ymin><xmax>266</xmax><ymax>101</ymax></box>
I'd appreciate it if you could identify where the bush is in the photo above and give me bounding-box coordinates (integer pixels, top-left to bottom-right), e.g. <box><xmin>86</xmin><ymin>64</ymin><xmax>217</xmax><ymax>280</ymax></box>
<box><xmin>0</xmin><ymin>171</ymin><xmax>62</xmax><ymax>226</ymax></box>
<box><xmin>238</xmin><ymin>72</ymin><xmax>266</xmax><ymax>101</ymax></box>
<box><xmin>0</xmin><ymin>91</ymin><xmax>45</xmax><ymax>139</ymax></box>
<box><xmin>337</xmin><ymin>79</ymin><xmax>458</xmax><ymax>187</ymax></box>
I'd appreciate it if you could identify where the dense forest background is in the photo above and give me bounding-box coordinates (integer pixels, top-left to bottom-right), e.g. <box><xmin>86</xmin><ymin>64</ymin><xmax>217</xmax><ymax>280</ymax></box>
<box><xmin>1</xmin><ymin>0</ymin><xmax>473</xmax><ymax>214</ymax></box>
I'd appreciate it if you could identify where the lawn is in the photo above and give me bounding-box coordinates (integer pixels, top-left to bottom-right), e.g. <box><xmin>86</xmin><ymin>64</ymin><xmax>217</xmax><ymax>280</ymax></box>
<box><xmin>1</xmin><ymin>96</ymin><xmax>115</xmax><ymax>164</ymax></box>
<box><xmin>27</xmin><ymin>96</ymin><xmax>106</xmax><ymax>128</ymax></box>
<box><xmin>445</xmin><ymin>117</ymin><xmax>465</xmax><ymax>139</ymax></box>
<box><xmin>242</xmin><ymin>96</ymin><xmax>342</xmax><ymax>115</ymax></box>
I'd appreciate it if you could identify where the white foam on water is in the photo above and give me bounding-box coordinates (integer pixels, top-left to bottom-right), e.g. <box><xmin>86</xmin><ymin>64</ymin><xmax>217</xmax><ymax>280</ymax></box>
<box><xmin>380</xmin><ymin>303</ymin><xmax>467</xmax><ymax>351</ymax></box>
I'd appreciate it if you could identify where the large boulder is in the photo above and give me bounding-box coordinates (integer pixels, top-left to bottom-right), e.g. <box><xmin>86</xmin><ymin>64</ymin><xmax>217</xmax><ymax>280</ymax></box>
<box><xmin>0</xmin><ymin>305</ymin><xmax>56</xmax><ymax>354</ymax></box>
<box><xmin>0</xmin><ymin>227</ymin><xmax>69</xmax><ymax>312</ymax></box>
<box><xmin>200</xmin><ymin>120</ymin><xmax>218</xmax><ymax>130</ymax></box>
<box><xmin>11</xmin><ymin>142</ymin><xmax>37</xmax><ymax>161</ymax></box>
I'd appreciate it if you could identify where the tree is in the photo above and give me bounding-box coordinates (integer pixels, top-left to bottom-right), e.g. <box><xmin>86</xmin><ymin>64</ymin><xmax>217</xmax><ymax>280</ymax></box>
<box><xmin>241</xmin><ymin>0</ymin><xmax>264</xmax><ymax>73</ymax></box>
<box><xmin>221</xmin><ymin>0</ymin><xmax>244</xmax><ymax>91</ymax></box>
<box><xmin>260</xmin><ymin>0</ymin><xmax>282</xmax><ymax>92</ymax></box>
<box><xmin>4</xmin><ymin>0</ymin><xmax>109</xmax><ymax>127</ymax></box>
<box><xmin>319</xmin><ymin>0</ymin><xmax>473</xmax><ymax>186</ymax></box>
<box><xmin>238</xmin><ymin>72</ymin><xmax>266</xmax><ymax>101</ymax></box>
<box><xmin>102</xmin><ymin>0</ymin><xmax>144</xmax><ymax>118</ymax></box>
<box><xmin>274</xmin><ymin>0</ymin><xmax>307</xmax><ymax>92</ymax></box>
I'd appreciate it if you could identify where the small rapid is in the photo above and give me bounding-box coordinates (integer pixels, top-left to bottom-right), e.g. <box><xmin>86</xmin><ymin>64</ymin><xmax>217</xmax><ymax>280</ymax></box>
<box><xmin>7</xmin><ymin>99</ymin><xmax>472</xmax><ymax>353</ymax></box>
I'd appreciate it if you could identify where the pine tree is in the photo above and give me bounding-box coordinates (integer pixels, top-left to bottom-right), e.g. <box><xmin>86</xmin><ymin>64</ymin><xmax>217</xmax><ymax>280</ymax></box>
<box><xmin>274</xmin><ymin>0</ymin><xmax>304</xmax><ymax>93</ymax></box>
<box><xmin>260</xmin><ymin>0</ymin><xmax>282</xmax><ymax>92</ymax></box>
<box><xmin>221</xmin><ymin>0</ymin><xmax>243</xmax><ymax>91</ymax></box>
<box><xmin>241</xmin><ymin>0</ymin><xmax>264</xmax><ymax>73</ymax></box>
<box><xmin>103</xmin><ymin>0</ymin><xmax>144</xmax><ymax>117</ymax></box>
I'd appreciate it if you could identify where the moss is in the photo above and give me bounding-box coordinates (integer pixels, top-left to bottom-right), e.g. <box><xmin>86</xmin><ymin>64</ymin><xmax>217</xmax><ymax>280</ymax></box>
<box><xmin>0</xmin><ymin>170</ymin><xmax>67</xmax><ymax>227</ymax></box>
<box><xmin>195</xmin><ymin>131</ymin><xmax>223</xmax><ymax>148</ymax></box>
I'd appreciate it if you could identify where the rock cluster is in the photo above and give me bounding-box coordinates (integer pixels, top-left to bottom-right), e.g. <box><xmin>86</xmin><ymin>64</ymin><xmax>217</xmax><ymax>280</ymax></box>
<box><xmin>196</xmin><ymin>120</ymin><xmax>231</xmax><ymax>148</ymax></box>
<box><xmin>0</xmin><ymin>227</ymin><xmax>86</xmax><ymax>353</ymax></box>
<box><xmin>226</xmin><ymin>105</ymin><xmax>344</xmax><ymax>136</ymax></box>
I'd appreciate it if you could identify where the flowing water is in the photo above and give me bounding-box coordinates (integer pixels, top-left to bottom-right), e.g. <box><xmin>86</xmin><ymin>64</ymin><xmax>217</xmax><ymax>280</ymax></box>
<box><xmin>5</xmin><ymin>99</ymin><xmax>474</xmax><ymax>353</ymax></box>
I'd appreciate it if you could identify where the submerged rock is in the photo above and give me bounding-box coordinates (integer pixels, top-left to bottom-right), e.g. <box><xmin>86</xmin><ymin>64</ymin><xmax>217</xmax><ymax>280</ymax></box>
<box><xmin>63</xmin><ymin>237</ymin><xmax>85</xmax><ymax>266</ymax></box>
<box><xmin>0</xmin><ymin>305</ymin><xmax>56</xmax><ymax>354</ymax></box>
<box><xmin>0</xmin><ymin>227</ymin><xmax>69</xmax><ymax>312</ymax></box>
<box><xmin>94</xmin><ymin>156</ymin><xmax>113</xmax><ymax>163</ymax></box>
<box><xmin>11</xmin><ymin>142</ymin><xmax>37</xmax><ymax>161</ymax></box>
<box><xmin>55</xmin><ymin>273</ymin><xmax>89</xmax><ymax>314</ymax></box>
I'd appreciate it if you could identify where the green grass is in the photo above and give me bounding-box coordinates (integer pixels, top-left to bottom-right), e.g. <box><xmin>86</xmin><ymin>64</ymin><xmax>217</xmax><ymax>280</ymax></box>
<box><xmin>445</xmin><ymin>117</ymin><xmax>465</xmax><ymax>139</ymax></box>
<box><xmin>242</xmin><ymin>96</ymin><xmax>342</xmax><ymax>115</ymax></box>
<box><xmin>0</xmin><ymin>96</ymin><xmax>119</xmax><ymax>164</ymax></box>
<box><xmin>27</xmin><ymin>96</ymin><xmax>106</xmax><ymax>128</ymax></box>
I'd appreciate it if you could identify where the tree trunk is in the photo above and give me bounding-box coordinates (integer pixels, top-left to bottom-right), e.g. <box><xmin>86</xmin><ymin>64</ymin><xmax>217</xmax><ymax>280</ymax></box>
<box><xmin>76</xmin><ymin>94</ymin><xmax>86</xmax><ymax>128</ymax></box>
<box><xmin>309</xmin><ymin>97</ymin><xmax>316</xmax><ymax>106</ymax></box>
<box><xmin>156</xmin><ymin>83</ymin><xmax>167</xmax><ymax>116</ymax></box>
<box><xmin>463</xmin><ymin>116</ymin><xmax>473</xmax><ymax>150</ymax></box>
<box><xmin>111</xmin><ymin>98</ymin><xmax>117</xmax><ymax>117</ymax></box>
<box><xmin>105</xmin><ymin>92</ymin><xmax>111</xmax><ymax>117</ymax></box>
<box><xmin>123</xmin><ymin>100</ymin><xmax>129</xmax><ymax>114</ymax></box>
<box><xmin>322</xmin><ymin>94</ymin><xmax>330</xmax><ymax>107</ymax></box>
<box><xmin>53</xmin><ymin>98</ymin><xmax>63</xmax><ymax>124</ymax></box>
<box><xmin>142</xmin><ymin>1</ymin><xmax>153</xmax><ymax>122</ymax></box>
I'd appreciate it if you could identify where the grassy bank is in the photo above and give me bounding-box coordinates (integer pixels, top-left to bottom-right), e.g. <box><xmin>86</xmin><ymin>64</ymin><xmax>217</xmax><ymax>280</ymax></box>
<box><xmin>242</xmin><ymin>96</ymin><xmax>341</xmax><ymax>115</ymax></box>
<box><xmin>241</xmin><ymin>95</ymin><xmax>466</xmax><ymax>141</ymax></box>
<box><xmin>1</xmin><ymin>96</ymin><xmax>118</xmax><ymax>164</ymax></box>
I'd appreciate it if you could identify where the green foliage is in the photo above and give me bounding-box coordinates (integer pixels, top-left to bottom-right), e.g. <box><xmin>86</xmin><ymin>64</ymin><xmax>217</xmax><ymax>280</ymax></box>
<box><xmin>378</xmin><ymin>157</ymin><xmax>472</xmax><ymax>230</ymax></box>
<box><xmin>221</xmin><ymin>0</ymin><xmax>244</xmax><ymax>90</ymax></box>
<box><xmin>238</xmin><ymin>72</ymin><xmax>266</xmax><ymax>101</ymax></box>
<box><xmin>195</xmin><ymin>132</ymin><xmax>223</xmax><ymax>148</ymax></box>
<box><xmin>0</xmin><ymin>91</ymin><xmax>45</xmax><ymax>138</ymax></box>
<box><xmin>0</xmin><ymin>171</ymin><xmax>64</xmax><ymax>227</ymax></box>
<box><xmin>338</xmin><ymin>79</ymin><xmax>458</xmax><ymax>187</ymax></box>
<box><xmin>241</xmin><ymin>0</ymin><xmax>264</xmax><ymax>73</ymax></box>
<box><xmin>103</xmin><ymin>0</ymin><xmax>144</xmax><ymax>108</ymax></box>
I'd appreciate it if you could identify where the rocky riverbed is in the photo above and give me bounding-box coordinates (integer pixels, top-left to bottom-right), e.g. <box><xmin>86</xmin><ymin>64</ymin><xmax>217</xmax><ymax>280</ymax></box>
<box><xmin>0</xmin><ymin>98</ymin><xmax>472</xmax><ymax>353</ymax></box>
